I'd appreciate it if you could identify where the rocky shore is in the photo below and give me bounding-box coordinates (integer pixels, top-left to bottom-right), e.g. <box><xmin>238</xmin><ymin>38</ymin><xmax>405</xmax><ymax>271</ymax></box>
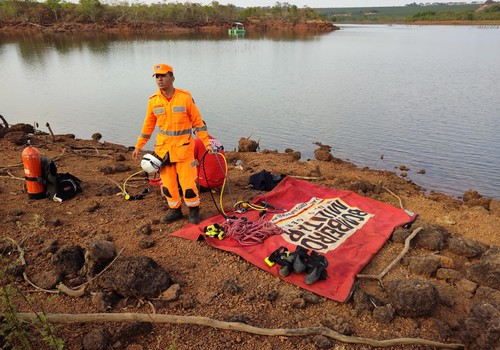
<box><xmin>1</xmin><ymin>123</ymin><xmax>499</xmax><ymax>349</ymax></box>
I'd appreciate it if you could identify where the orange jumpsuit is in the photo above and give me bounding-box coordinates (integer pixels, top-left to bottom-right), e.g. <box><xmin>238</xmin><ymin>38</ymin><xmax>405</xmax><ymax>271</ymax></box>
<box><xmin>135</xmin><ymin>88</ymin><xmax>210</xmax><ymax>209</ymax></box>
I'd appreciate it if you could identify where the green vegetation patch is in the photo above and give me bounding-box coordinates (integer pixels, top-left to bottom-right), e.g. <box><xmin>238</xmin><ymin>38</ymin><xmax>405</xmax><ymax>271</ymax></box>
<box><xmin>315</xmin><ymin>3</ymin><xmax>498</xmax><ymax>23</ymax></box>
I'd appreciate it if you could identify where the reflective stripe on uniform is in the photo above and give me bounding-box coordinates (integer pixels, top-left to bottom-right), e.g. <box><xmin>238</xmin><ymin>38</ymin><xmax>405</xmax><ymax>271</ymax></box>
<box><xmin>168</xmin><ymin>199</ymin><xmax>180</xmax><ymax>207</ymax></box>
<box><xmin>159</xmin><ymin>128</ymin><xmax>192</xmax><ymax>136</ymax></box>
<box><xmin>185</xmin><ymin>198</ymin><xmax>200</xmax><ymax>207</ymax></box>
<box><xmin>194</xmin><ymin>125</ymin><xmax>207</xmax><ymax>133</ymax></box>
<box><xmin>140</xmin><ymin>133</ymin><xmax>151</xmax><ymax>139</ymax></box>
<box><xmin>173</xmin><ymin>106</ymin><xmax>186</xmax><ymax>113</ymax></box>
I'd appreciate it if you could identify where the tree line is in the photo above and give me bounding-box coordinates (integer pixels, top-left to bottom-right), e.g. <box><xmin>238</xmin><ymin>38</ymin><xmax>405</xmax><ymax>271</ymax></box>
<box><xmin>0</xmin><ymin>0</ymin><xmax>325</xmax><ymax>24</ymax></box>
<box><xmin>1</xmin><ymin>0</ymin><xmax>498</xmax><ymax>25</ymax></box>
<box><xmin>406</xmin><ymin>3</ymin><xmax>500</xmax><ymax>22</ymax></box>
<box><xmin>318</xmin><ymin>3</ymin><xmax>500</xmax><ymax>23</ymax></box>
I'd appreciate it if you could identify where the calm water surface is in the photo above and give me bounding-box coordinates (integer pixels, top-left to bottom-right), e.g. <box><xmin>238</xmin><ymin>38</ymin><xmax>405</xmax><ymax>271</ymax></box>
<box><xmin>1</xmin><ymin>25</ymin><xmax>499</xmax><ymax>199</ymax></box>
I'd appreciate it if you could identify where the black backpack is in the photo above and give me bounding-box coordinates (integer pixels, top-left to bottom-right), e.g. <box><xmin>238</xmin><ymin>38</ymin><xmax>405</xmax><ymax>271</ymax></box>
<box><xmin>248</xmin><ymin>170</ymin><xmax>285</xmax><ymax>191</ymax></box>
<box><xmin>41</xmin><ymin>156</ymin><xmax>82</xmax><ymax>202</ymax></box>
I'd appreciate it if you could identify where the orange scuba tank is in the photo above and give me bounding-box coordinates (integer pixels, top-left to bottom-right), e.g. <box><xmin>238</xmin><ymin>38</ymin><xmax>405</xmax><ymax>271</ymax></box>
<box><xmin>22</xmin><ymin>143</ymin><xmax>46</xmax><ymax>199</ymax></box>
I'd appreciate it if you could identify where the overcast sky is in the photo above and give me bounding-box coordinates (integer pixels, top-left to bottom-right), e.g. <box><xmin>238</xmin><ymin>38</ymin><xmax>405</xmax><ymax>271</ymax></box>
<box><xmin>181</xmin><ymin>1</ymin><xmax>471</xmax><ymax>7</ymax></box>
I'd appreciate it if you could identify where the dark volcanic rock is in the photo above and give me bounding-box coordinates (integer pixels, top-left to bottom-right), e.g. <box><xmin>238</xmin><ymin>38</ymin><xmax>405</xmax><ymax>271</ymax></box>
<box><xmin>98</xmin><ymin>256</ymin><xmax>171</xmax><ymax>298</ymax></box>
<box><xmin>373</xmin><ymin>304</ymin><xmax>395</xmax><ymax>323</ymax></box>
<box><xmin>51</xmin><ymin>245</ymin><xmax>85</xmax><ymax>276</ymax></box>
<box><xmin>238</xmin><ymin>137</ymin><xmax>259</xmax><ymax>152</ymax></box>
<box><xmin>463</xmin><ymin>189</ymin><xmax>492</xmax><ymax>210</ymax></box>
<box><xmin>466</xmin><ymin>247</ymin><xmax>499</xmax><ymax>289</ymax></box>
<box><xmin>3</xmin><ymin>131</ymin><xmax>28</xmax><ymax>145</ymax></box>
<box><xmin>85</xmin><ymin>239</ymin><xmax>116</xmax><ymax>276</ymax></box>
<box><xmin>407</xmin><ymin>254</ymin><xmax>441</xmax><ymax>277</ymax></box>
<box><xmin>391</xmin><ymin>226</ymin><xmax>412</xmax><ymax>243</ymax></box>
<box><xmin>353</xmin><ymin>286</ymin><xmax>376</xmax><ymax>312</ymax></box>
<box><xmin>475</xmin><ymin>286</ymin><xmax>500</xmax><ymax>305</ymax></box>
<box><xmin>83</xmin><ymin>328</ymin><xmax>110</xmax><ymax>350</ymax></box>
<box><xmin>414</xmin><ymin>225</ymin><xmax>447</xmax><ymax>251</ymax></box>
<box><xmin>314</xmin><ymin>143</ymin><xmax>333</xmax><ymax>162</ymax></box>
<box><xmin>387</xmin><ymin>279</ymin><xmax>438</xmax><ymax>317</ymax></box>
<box><xmin>30</xmin><ymin>270</ymin><xmax>62</xmax><ymax>290</ymax></box>
<box><xmin>462</xmin><ymin>302</ymin><xmax>499</xmax><ymax>349</ymax></box>
<box><xmin>448</xmin><ymin>235</ymin><xmax>486</xmax><ymax>258</ymax></box>
<box><xmin>111</xmin><ymin>322</ymin><xmax>153</xmax><ymax>344</ymax></box>
<box><xmin>9</xmin><ymin>123</ymin><xmax>35</xmax><ymax>133</ymax></box>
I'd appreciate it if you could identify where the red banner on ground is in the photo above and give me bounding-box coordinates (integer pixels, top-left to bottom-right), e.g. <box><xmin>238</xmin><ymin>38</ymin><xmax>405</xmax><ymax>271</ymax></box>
<box><xmin>172</xmin><ymin>176</ymin><xmax>416</xmax><ymax>302</ymax></box>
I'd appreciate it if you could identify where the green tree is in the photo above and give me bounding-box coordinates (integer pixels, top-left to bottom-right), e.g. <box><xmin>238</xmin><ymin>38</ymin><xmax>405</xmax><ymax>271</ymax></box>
<box><xmin>45</xmin><ymin>0</ymin><xmax>62</xmax><ymax>20</ymax></box>
<box><xmin>79</xmin><ymin>0</ymin><xmax>102</xmax><ymax>22</ymax></box>
<box><xmin>0</xmin><ymin>0</ymin><xmax>19</xmax><ymax>19</ymax></box>
<box><xmin>0</xmin><ymin>0</ymin><xmax>37</xmax><ymax>21</ymax></box>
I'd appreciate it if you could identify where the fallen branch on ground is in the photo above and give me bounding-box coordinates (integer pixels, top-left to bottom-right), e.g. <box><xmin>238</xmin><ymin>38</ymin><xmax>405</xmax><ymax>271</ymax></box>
<box><xmin>72</xmin><ymin>149</ymin><xmax>113</xmax><ymax>158</ymax></box>
<box><xmin>51</xmin><ymin>147</ymin><xmax>67</xmax><ymax>161</ymax></box>
<box><xmin>67</xmin><ymin>145</ymin><xmax>120</xmax><ymax>151</ymax></box>
<box><xmin>289</xmin><ymin>175</ymin><xmax>325</xmax><ymax>181</ymax></box>
<box><xmin>1</xmin><ymin>162</ymin><xmax>24</xmax><ymax>170</ymax></box>
<box><xmin>383</xmin><ymin>185</ymin><xmax>404</xmax><ymax>210</ymax></box>
<box><xmin>56</xmin><ymin>283</ymin><xmax>86</xmax><ymax>297</ymax></box>
<box><xmin>11</xmin><ymin>312</ymin><xmax>464</xmax><ymax>349</ymax></box>
<box><xmin>357</xmin><ymin>227</ymin><xmax>423</xmax><ymax>282</ymax></box>
<box><xmin>0</xmin><ymin>170</ymin><xmax>24</xmax><ymax>180</ymax></box>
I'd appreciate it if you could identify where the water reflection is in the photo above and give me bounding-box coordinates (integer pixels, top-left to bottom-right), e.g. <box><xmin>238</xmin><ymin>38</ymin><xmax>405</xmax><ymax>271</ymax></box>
<box><xmin>0</xmin><ymin>29</ymin><xmax>325</xmax><ymax>48</ymax></box>
<box><xmin>0</xmin><ymin>29</ymin><xmax>326</xmax><ymax>68</ymax></box>
<box><xmin>1</xmin><ymin>32</ymin><xmax>116</xmax><ymax>54</ymax></box>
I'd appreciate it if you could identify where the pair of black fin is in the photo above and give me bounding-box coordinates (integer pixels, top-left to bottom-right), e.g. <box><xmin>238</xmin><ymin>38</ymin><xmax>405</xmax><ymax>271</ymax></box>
<box><xmin>279</xmin><ymin>246</ymin><xmax>329</xmax><ymax>285</ymax></box>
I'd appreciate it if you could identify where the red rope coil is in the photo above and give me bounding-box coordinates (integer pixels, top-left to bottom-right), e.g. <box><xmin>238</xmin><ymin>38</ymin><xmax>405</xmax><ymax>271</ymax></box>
<box><xmin>221</xmin><ymin>217</ymin><xmax>283</xmax><ymax>245</ymax></box>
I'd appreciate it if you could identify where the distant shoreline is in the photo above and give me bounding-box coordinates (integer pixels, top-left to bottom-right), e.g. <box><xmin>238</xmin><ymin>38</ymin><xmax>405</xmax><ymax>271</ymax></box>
<box><xmin>1</xmin><ymin>19</ymin><xmax>498</xmax><ymax>35</ymax></box>
<box><xmin>0</xmin><ymin>19</ymin><xmax>339</xmax><ymax>34</ymax></box>
<box><xmin>339</xmin><ymin>20</ymin><xmax>500</xmax><ymax>26</ymax></box>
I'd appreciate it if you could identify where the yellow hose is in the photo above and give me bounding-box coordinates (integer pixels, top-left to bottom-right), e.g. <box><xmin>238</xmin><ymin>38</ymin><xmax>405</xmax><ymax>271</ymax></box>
<box><xmin>217</xmin><ymin>152</ymin><xmax>230</xmax><ymax>217</ymax></box>
<box><xmin>122</xmin><ymin>170</ymin><xmax>146</xmax><ymax>200</ymax></box>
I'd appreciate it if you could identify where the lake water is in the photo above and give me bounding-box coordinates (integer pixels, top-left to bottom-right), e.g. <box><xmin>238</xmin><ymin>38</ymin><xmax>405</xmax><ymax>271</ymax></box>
<box><xmin>1</xmin><ymin>25</ymin><xmax>499</xmax><ymax>199</ymax></box>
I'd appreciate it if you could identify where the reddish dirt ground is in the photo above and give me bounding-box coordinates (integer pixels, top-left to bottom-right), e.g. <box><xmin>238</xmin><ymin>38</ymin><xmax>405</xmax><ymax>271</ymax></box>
<box><xmin>1</xmin><ymin>128</ymin><xmax>499</xmax><ymax>349</ymax></box>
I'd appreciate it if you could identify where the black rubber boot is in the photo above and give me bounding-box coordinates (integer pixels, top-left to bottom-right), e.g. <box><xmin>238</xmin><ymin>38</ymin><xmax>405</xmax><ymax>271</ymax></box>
<box><xmin>279</xmin><ymin>255</ymin><xmax>294</xmax><ymax>277</ymax></box>
<box><xmin>291</xmin><ymin>246</ymin><xmax>309</xmax><ymax>274</ymax></box>
<box><xmin>188</xmin><ymin>206</ymin><xmax>201</xmax><ymax>225</ymax></box>
<box><xmin>304</xmin><ymin>251</ymin><xmax>329</xmax><ymax>285</ymax></box>
<box><xmin>161</xmin><ymin>208</ymin><xmax>183</xmax><ymax>223</ymax></box>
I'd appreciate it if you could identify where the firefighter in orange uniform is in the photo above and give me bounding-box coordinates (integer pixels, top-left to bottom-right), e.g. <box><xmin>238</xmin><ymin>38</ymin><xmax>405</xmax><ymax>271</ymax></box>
<box><xmin>132</xmin><ymin>63</ymin><xmax>214</xmax><ymax>224</ymax></box>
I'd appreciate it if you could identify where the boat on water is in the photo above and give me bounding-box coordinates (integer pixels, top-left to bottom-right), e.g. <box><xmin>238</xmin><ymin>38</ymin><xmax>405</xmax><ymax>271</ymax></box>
<box><xmin>228</xmin><ymin>22</ymin><xmax>246</xmax><ymax>35</ymax></box>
